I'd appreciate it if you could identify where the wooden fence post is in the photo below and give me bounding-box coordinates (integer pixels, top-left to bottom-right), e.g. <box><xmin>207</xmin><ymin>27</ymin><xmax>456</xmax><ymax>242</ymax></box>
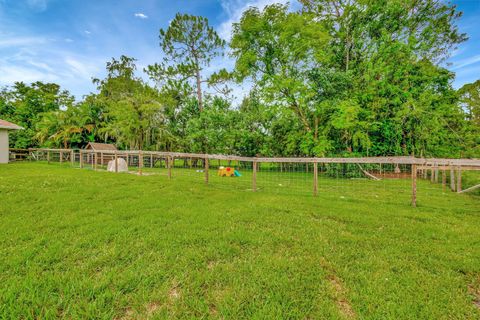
<box><xmin>150</xmin><ymin>154</ymin><xmax>153</xmax><ymax>168</ymax></box>
<box><xmin>168</xmin><ymin>156</ymin><xmax>172</xmax><ymax>179</ymax></box>
<box><xmin>100</xmin><ymin>152</ymin><xmax>104</xmax><ymax>168</ymax></box>
<box><xmin>80</xmin><ymin>151</ymin><xmax>83</xmax><ymax>168</ymax></box>
<box><xmin>139</xmin><ymin>151</ymin><xmax>143</xmax><ymax>175</ymax></box>
<box><xmin>71</xmin><ymin>150</ymin><xmax>74</xmax><ymax>166</ymax></box>
<box><xmin>252</xmin><ymin>161</ymin><xmax>257</xmax><ymax>192</ymax></box>
<box><xmin>442</xmin><ymin>169</ymin><xmax>446</xmax><ymax>191</ymax></box>
<box><xmin>430</xmin><ymin>166</ymin><xmax>434</xmax><ymax>183</ymax></box>
<box><xmin>205</xmin><ymin>156</ymin><xmax>209</xmax><ymax>184</ymax></box>
<box><xmin>412</xmin><ymin>164</ymin><xmax>417</xmax><ymax>207</ymax></box>
<box><xmin>114</xmin><ymin>152</ymin><xmax>118</xmax><ymax>173</ymax></box>
<box><xmin>313</xmin><ymin>162</ymin><xmax>318</xmax><ymax>197</ymax></box>
<box><xmin>434</xmin><ymin>164</ymin><xmax>439</xmax><ymax>183</ymax></box>
<box><xmin>457</xmin><ymin>166</ymin><xmax>462</xmax><ymax>193</ymax></box>
<box><xmin>47</xmin><ymin>150</ymin><xmax>50</xmax><ymax>164</ymax></box>
<box><xmin>59</xmin><ymin>151</ymin><xmax>63</xmax><ymax>164</ymax></box>
<box><xmin>94</xmin><ymin>153</ymin><xmax>97</xmax><ymax>171</ymax></box>
<box><xmin>450</xmin><ymin>165</ymin><xmax>455</xmax><ymax>191</ymax></box>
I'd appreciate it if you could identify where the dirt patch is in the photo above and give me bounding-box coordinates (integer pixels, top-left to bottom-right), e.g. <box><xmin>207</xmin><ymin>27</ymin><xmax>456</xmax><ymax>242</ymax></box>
<box><xmin>207</xmin><ymin>260</ymin><xmax>217</xmax><ymax>270</ymax></box>
<box><xmin>320</xmin><ymin>258</ymin><xmax>357</xmax><ymax>319</ymax></box>
<box><xmin>328</xmin><ymin>275</ymin><xmax>356</xmax><ymax>319</ymax></box>
<box><xmin>128</xmin><ymin>171</ymin><xmax>158</xmax><ymax>176</ymax></box>
<box><xmin>169</xmin><ymin>280</ymin><xmax>181</xmax><ymax>301</ymax></box>
<box><xmin>116</xmin><ymin>302</ymin><xmax>161</xmax><ymax>320</ymax></box>
<box><xmin>209</xmin><ymin>303</ymin><xmax>219</xmax><ymax>317</ymax></box>
<box><xmin>468</xmin><ymin>283</ymin><xmax>480</xmax><ymax>309</ymax></box>
<box><xmin>116</xmin><ymin>307</ymin><xmax>135</xmax><ymax>320</ymax></box>
<box><xmin>146</xmin><ymin>302</ymin><xmax>160</xmax><ymax>315</ymax></box>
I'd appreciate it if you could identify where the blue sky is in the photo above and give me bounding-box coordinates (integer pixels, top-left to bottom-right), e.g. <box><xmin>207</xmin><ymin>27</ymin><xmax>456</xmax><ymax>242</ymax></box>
<box><xmin>0</xmin><ymin>0</ymin><xmax>479</xmax><ymax>102</ymax></box>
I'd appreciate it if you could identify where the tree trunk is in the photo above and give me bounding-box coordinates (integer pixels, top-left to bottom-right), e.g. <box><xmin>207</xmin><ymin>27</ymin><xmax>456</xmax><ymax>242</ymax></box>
<box><xmin>196</xmin><ymin>69</ymin><xmax>203</xmax><ymax>112</ymax></box>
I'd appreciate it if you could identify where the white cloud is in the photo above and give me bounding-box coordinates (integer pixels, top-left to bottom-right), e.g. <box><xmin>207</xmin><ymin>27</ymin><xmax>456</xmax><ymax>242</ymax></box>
<box><xmin>453</xmin><ymin>63</ymin><xmax>480</xmax><ymax>87</ymax></box>
<box><xmin>64</xmin><ymin>57</ymin><xmax>97</xmax><ymax>79</ymax></box>
<box><xmin>0</xmin><ymin>65</ymin><xmax>58</xmax><ymax>84</ymax></box>
<box><xmin>85</xmin><ymin>30</ymin><xmax>91</xmax><ymax>35</ymax></box>
<box><xmin>27</xmin><ymin>0</ymin><xmax>48</xmax><ymax>11</ymax></box>
<box><xmin>0</xmin><ymin>32</ymin><xmax>102</xmax><ymax>98</ymax></box>
<box><xmin>134</xmin><ymin>13</ymin><xmax>148</xmax><ymax>19</ymax></box>
<box><xmin>25</xmin><ymin>60</ymin><xmax>55</xmax><ymax>73</ymax></box>
<box><xmin>451</xmin><ymin>54</ymin><xmax>480</xmax><ymax>70</ymax></box>
<box><xmin>0</xmin><ymin>37</ymin><xmax>47</xmax><ymax>48</ymax></box>
<box><xmin>65</xmin><ymin>38</ymin><xmax>74</xmax><ymax>43</ymax></box>
<box><xmin>449</xmin><ymin>47</ymin><xmax>465</xmax><ymax>58</ymax></box>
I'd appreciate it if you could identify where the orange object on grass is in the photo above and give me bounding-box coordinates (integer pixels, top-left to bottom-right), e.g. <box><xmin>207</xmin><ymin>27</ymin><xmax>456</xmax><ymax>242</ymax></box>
<box><xmin>218</xmin><ymin>166</ymin><xmax>235</xmax><ymax>177</ymax></box>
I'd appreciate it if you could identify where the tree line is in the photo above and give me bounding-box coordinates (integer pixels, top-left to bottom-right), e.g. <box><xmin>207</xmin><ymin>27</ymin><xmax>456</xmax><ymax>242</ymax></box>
<box><xmin>1</xmin><ymin>0</ymin><xmax>479</xmax><ymax>158</ymax></box>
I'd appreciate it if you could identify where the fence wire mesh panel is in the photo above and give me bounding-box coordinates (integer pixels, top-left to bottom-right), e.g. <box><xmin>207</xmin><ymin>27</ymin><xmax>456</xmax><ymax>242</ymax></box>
<box><xmin>168</xmin><ymin>156</ymin><xmax>206</xmax><ymax>180</ymax></box>
<box><xmin>207</xmin><ymin>160</ymin><xmax>254</xmax><ymax>192</ymax></box>
<box><xmin>20</xmin><ymin>148</ymin><xmax>480</xmax><ymax>206</ymax></box>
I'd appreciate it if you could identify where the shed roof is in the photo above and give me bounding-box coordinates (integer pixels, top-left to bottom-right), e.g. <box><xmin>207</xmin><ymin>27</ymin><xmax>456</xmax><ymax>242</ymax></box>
<box><xmin>0</xmin><ymin>119</ymin><xmax>23</xmax><ymax>130</ymax></box>
<box><xmin>85</xmin><ymin>142</ymin><xmax>117</xmax><ymax>151</ymax></box>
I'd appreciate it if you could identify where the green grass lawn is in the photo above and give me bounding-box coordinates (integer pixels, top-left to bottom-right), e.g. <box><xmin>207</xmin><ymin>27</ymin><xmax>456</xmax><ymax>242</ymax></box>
<box><xmin>1</xmin><ymin>162</ymin><xmax>480</xmax><ymax>319</ymax></box>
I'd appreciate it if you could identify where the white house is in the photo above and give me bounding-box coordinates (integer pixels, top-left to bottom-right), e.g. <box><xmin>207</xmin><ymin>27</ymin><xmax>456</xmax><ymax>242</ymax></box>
<box><xmin>0</xmin><ymin>119</ymin><xmax>23</xmax><ymax>164</ymax></box>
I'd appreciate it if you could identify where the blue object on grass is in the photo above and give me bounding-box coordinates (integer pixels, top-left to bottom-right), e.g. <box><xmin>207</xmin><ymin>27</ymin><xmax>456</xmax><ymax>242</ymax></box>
<box><xmin>234</xmin><ymin>170</ymin><xmax>242</xmax><ymax>177</ymax></box>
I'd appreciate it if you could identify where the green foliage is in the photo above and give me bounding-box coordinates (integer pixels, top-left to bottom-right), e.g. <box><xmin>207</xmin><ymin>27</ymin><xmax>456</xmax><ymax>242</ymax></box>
<box><xmin>301</xmin><ymin>0</ymin><xmax>468</xmax><ymax>157</ymax></box>
<box><xmin>94</xmin><ymin>56</ymin><xmax>166</xmax><ymax>150</ymax></box>
<box><xmin>458</xmin><ymin>80</ymin><xmax>480</xmax><ymax>157</ymax></box>
<box><xmin>146</xmin><ymin>13</ymin><xmax>229</xmax><ymax>111</ymax></box>
<box><xmin>230</xmin><ymin>4</ymin><xmax>329</xmax><ymax>155</ymax></box>
<box><xmin>0</xmin><ymin>82</ymin><xmax>73</xmax><ymax>148</ymax></box>
<box><xmin>459</xmin><ymin>80</ymin><xmax>480</xmax><ymax>125</ymax></box>
<box><xmin>229</xmin><ymin>0</ymin><xmax>469</xmax><ymax>157</ymax></box>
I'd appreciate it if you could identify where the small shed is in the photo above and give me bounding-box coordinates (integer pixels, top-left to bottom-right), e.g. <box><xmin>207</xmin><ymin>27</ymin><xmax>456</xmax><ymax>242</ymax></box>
<box><xmin>85</xmin><ymin>142</ymin><xmax>118</xmax><ymax>152</ymax></box>
<box><xmin>0</xmin><ymin>119</ymin><xmax>23</xmax><ymax>164</ymax></box>
<box><xmin>84</xmin><ymin>142</ymin><xmax>117</xmax><ymax>165</ymax></box>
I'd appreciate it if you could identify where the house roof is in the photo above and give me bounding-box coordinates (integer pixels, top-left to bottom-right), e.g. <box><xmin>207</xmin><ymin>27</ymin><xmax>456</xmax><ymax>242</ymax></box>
<box><xmin>85</xmin><ymin>142</ymin><xmax>118</xmax><ymax>151</ymax></box>
<box><xmin>0</xmin><ymin>119</ymin><xmax>23</xmax><ymax>130</ymax></box>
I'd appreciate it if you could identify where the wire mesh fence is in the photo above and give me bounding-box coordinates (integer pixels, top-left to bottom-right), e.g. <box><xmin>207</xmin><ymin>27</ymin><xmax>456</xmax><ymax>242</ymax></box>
<box><xmin>19</xmin><ymin>148</ymin><xmax>480</xmax><ymax>207</ymax></box>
